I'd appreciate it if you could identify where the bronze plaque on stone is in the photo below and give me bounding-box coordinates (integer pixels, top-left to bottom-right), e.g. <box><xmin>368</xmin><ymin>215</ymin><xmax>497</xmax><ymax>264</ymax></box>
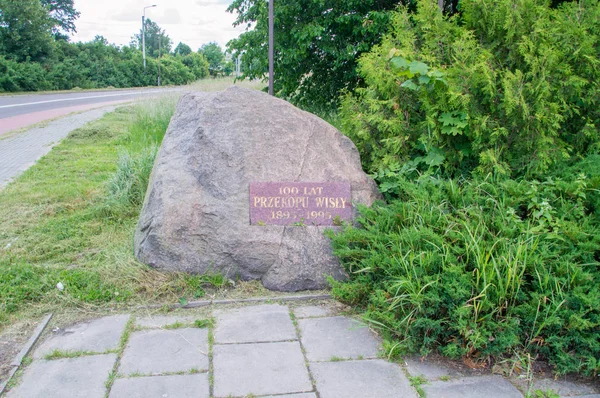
<box><xmin>250</xmin><ymin>182</ymin><xmax>352</xmax><ymax>226</ymax></box>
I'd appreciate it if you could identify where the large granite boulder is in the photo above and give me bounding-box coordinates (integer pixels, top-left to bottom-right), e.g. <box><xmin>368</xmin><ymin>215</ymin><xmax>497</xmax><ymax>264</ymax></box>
<box><xmin>134</xmin><ymin>87</ymin><xmax>381</xmax><ymax>291</ymax></box>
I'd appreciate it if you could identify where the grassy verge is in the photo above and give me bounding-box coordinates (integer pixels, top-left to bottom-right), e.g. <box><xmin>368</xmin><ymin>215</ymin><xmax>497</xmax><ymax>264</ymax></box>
<box><xmin>0</xmin><ymin>78</ymin><xmax>267</xmax><ymax>328</ymax></box>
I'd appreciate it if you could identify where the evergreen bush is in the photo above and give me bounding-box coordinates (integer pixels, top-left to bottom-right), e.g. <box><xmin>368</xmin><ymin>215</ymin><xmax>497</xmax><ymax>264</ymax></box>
<box><xmin>328</xmin><ymin>158</ymin><xmax>600</xmax><ymax>375</ymax></box>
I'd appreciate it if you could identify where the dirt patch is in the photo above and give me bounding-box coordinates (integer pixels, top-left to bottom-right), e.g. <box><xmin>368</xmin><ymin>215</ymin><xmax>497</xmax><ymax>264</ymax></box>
<box><xmin>0</xmin><ymin>319</ymin><xmax>39</xmax><ymax>386</ymax></box>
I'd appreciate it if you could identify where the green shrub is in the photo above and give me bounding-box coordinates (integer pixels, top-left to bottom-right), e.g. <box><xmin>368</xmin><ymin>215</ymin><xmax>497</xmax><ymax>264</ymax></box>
<box><xmin>0</xmin><ymin>56</ymin><xmax>51</xmax><ymax>92</ymax></box>
<box><xmin>327</xmin><ymin>157</ymin><xmax>600</xmax><ymax>376</ymax></box>
<box><xmin>340</xmin><ymin>0</ymin><xmax>600</xmax><ymax>178</ymax></box>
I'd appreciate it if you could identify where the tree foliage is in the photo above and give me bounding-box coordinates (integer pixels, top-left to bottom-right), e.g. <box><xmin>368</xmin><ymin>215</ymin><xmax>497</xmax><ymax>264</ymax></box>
<box><xmin>340</xmin><ymin>0</ymin><xmax>600</xmax><ymax>178</ymax></box>
<box><xmin>198</xmin><ymin>42</ymin><xmax>226</xmax><ymax>76</ymax></box>
<box><xmin>0</xmin><ymin>0</ymin><xmax>54</xmax><ymax>62</ymax></box>
<box><xmin>133</xmin><ymin>18</ymin><xmax>172</xmax><ymax>58</ymax></box>
<box><xmin>40</xmin><ymin>0</ymin><xmax>80</xmax><ymax>34</ymax></box>
<box><xmin>174</xmin><ymin>42</ymin><xmax>192</xmax><ymax>56</ymax></box>
<box><xmin>226</xmin><ymin>0</ymin><xmax>405</xmax><ymax>109</ymax></box>
<box><xmin>0</xmin><ymin>33</ymin><xmax>208</xmax><ymax>92</ymax></box>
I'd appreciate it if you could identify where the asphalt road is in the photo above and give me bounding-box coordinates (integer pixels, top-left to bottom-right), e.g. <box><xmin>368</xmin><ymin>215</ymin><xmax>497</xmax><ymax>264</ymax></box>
<box><xmin>0</xmin><ymin>87</ymin><xmax>181</xmax><ymax>119</ymax></box>
<box><xmin>0</xmin><ymin>87</ymin><xmax>184</xmax><ymax>136</ymax></box>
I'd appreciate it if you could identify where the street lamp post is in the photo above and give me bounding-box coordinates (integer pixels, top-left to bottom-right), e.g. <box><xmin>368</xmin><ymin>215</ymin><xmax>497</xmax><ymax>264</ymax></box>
<box><xmin>142</xmin><ymin>5</ymin><xmax>157</xmax><ymax>70</ymax></box>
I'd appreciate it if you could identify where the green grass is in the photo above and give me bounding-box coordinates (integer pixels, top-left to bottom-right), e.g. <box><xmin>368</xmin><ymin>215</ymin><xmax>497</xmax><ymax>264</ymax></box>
<box><xmin>408</xmin><ymin>375</ymin><xmax>428</xmax><ymax>398</ymax></box>
<box><xmin>0</xmin><ymin>83</ymin><xmax>252</xmax><ymax>328</ymax></box>
<box><xmin>44</xmin><ymin>348</ymin><xmax>116</xmax><ymax>360</ymax></box>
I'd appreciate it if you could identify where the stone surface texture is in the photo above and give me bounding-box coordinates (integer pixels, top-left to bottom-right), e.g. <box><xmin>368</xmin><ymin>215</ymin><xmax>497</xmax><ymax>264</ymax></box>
<box><xmin>134</xmin><ymin>87</ymin><xmax>381</xmax><ymax>291</ymax></box>
<box><xmin>6</xmin><ymin>355</ymin><xmax>116</xmax><ymax>398</ymax></box>
<box><xmin>109</xmin><ymin>374</ymin><xmax>209</xmax><ymax>398</ymax></box>
<box><xmin>33</xmin><ymin>315</ymin><xmax>129</xmax><ymax>358</ymax></box>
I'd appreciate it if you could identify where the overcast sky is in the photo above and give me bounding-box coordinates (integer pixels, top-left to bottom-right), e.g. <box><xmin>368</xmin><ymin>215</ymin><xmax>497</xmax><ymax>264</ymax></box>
<box><xmin>71</xmin><ymin>0</ymin><xmax>247</xmax><ymax>52</ymax></box>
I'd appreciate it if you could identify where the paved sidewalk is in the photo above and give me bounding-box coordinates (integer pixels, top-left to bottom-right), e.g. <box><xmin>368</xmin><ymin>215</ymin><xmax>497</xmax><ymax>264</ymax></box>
<box><xmin>4</xmin><ymin>304</ymin><xmax>598</xmax><ymax>398</ymax></box>
<box><xmin>0</xmin><ymin>106</ymin><xmax>116</xmax><ymax>190</ymax></box>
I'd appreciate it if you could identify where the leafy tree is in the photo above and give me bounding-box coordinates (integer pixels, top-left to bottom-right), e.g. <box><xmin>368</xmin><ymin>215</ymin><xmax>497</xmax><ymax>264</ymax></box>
<box><xmin>198</xmin><ymin>42</ymin><xmax>225</xmax><ymax>76</ymax></box>
<box><xmin>0</xmin><ymin>0</ymin><xmax>54</xmax><ymax>62</ymax></box>
<box><xmin>223</xmin><ymin>59</ymin><xmax>234</xmax><ymax>76</ymax></box>
<box><xmin>340</xmin><ymin>0</ymin><xmax>600</xmax><ymax>178</ymax></box>
<box><xmin>226</xmin><ymin>0</ymin><xmax>405</xmax><ymax>109</ymax></box>
<box><xmin>173</xmin><ymin>42</ymin><xmax>192</xmax><ymax>56</ymax></box>
<box><xmin>133</xmin><ymin>18</ymin><xmax>172</xmax><ymax>58</ymax></box>
<box><xmin>181</xmin><ymin>52</ymin><xmax>209</xmax><ymax>79</ymax></box>
<box><xmin>40</xmin><ymin>0</ymin><xmax>80</xmax><ymax>34</ymax></box>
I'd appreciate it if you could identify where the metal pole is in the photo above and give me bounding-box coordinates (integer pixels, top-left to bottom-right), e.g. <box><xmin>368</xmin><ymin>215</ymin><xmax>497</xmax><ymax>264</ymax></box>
<box><xmin>268</xmin><ymin>0</ymin><xmax>274</xmax><ymax>96</ymax></box>
<box><xmin>158</xmin><ymin>37</ymin><xmax>161</xmax><ymax>86</ymax></box>
<box><xmin>142</xmin><ymin>15</ymin><xmax>146</xmax><ymax>69</ymax></box>
<box><xmin>438</xmin><ymin>0</ymin><xmax>444</xmax><ymax>11</ymax></box>
<box><xmin>142</xmin><ymin>5</ymin><xmax>156</xmax><ymax>71</ymax></box>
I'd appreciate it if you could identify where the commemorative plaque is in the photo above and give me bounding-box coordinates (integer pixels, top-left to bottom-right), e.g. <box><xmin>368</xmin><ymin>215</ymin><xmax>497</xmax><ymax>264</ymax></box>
<box><xmin>250</xmin><ymin>182</ymin><xmax>352</xmax><ymax>226</ymax></box>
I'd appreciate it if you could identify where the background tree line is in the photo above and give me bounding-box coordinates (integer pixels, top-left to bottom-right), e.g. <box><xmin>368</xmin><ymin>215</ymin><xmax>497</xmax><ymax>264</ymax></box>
<box><xmin>0</xmin><ymin>0</ymin><xmax>233</xmax><ymax>92</ymax></box>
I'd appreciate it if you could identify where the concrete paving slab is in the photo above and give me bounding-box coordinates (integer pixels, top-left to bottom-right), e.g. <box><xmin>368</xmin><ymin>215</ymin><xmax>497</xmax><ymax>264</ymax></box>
<box><xmin>213</xmin><ymin>341</ymin><xmax>312</xmax><ymax>397</ymax></box>
<box><xmin>33</xmin><ymin>315</ymin><xmax>129</xmax><ymax>358</ymax></box>
<box><xmin>405</xmin><ymin>356</ymin><xmax>464</xmax><ymax>380</ymax></box>
<box><xmin>265</xmin><ymin>394</ymin><xmax>317</xmax><ymax>398</ymax></box>
<box><xmin>135</xmin><ymin>315</ymin><xmax>202</xmax><ymax>329</ymax></box>
<box><xmin>423</xmin><ymin>375</ymin><xmax>524</xmax><ymax>398</ymax></box>
<box><xmin>310</xmin><ymin>359</ymin><xmax>416</xmax><ymax>398</ymax></box>
<box><xmin>568</xmin><ymin>395</ymin><xmax>600</xmax><ymax>398</ymax></box>
<box><xmin>118</xmin><ymin>328</ymin><xmax>208</xmax><ymax>376</ymax></box>
<box><xmin>5</xmin><ymin>354</ymin><xmax>116</xmax><ymax>398</ymax></box>
<box><xmin>524</xmin><ymin>378</ymin><xmax>598</xmax><ymax>397</ymax></box>
<box><xmin>109</xmin><ymin>373</ymin><xmax>209</xmax><ymax>398</ymax></box>
<box><xmin>298</xmin><ymin>316</ymin><xmax>379</xmax><ymax>361</ymax></box>
<box><xmin>293</xmin><ymin>305</ymin><xmax>335</xmax><ymax>318</ymax></box>
<box><xmin>214</xmin><ymin>304</ymin><xmax>296</xmax><ymax>344</ymax></box>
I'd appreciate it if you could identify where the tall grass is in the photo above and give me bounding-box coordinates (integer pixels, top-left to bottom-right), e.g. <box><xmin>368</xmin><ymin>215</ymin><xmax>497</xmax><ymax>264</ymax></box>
<box><xmin>98</xmin><ymin>94</ymin><xmax>177</xmax><ymax>219</ymax></box>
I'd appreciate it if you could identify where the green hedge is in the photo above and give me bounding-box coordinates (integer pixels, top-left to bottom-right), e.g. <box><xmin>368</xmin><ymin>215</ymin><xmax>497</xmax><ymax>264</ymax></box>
<box><xmin>328</xmin><ymin>157</ymin><xmax>600</xmax><ymax>376</ymax></box>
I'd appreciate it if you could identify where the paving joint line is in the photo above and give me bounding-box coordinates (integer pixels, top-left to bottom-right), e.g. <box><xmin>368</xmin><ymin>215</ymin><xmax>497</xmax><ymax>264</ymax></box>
<box><xmin>137</xmin><ymin>294</ymin><xmax>332</xmax><ymax>310</ymax></box>
<box><xmin>213</xmin><ymin>339</ymin><xmax>298</xmax><ymax>346</ymax></box>
<box><xmin>118</xmin><ymin>369</ymin><xmax>209</xmax><ymax>379</ymax></box>
<box><xmin>289</xmin><ymin>308</ymin><xmax>321</xmax><ymax>398</ymax></box>
<box><xmin>208</xmin><ymin>321</ymin><xmax>215</xmax><ymax>398</ymax></box>
<box><xmin>104</xmin><ymin>315</ymin><xmax>135</xmax><ymax>398</ymax></box>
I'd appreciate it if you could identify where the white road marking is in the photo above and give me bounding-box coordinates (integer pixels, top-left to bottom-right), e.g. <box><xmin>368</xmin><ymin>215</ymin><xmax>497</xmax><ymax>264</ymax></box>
<box><xmin>0</xmin><ymin>89</ymin><xmax>179</xmax><ymax>109</ymax></box>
